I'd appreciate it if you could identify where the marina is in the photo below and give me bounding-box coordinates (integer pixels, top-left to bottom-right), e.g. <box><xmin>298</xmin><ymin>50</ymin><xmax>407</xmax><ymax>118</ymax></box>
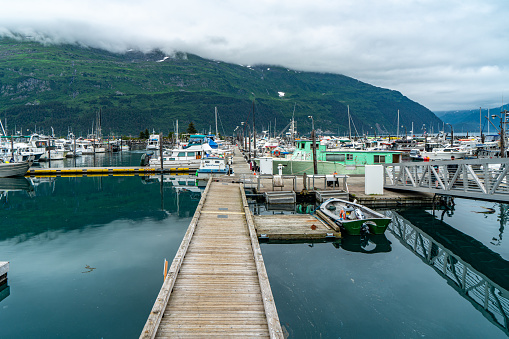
<box><xmin>0</xmin><ymin>148</ymin><xmax>507</xmax><ymax>338</ymax></box>
<box><xmin>2</xmin><ymin>8</ymin><xmax>509</xmax><ymax>338</ymax></box>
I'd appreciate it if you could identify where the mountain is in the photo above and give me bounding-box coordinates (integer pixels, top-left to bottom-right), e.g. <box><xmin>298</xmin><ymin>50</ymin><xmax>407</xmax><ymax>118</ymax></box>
<box><xmin>0</xmin><ymin>37</ymin><xmax>441</xmax><ymax>137</ymax></box>
<box><xmin>435</xmin><ymin>106</ymin><xmax>507</xmax><ymax>135</ymax></box>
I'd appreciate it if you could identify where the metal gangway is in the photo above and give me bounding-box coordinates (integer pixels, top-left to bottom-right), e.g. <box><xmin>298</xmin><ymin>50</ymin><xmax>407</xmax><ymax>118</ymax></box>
<box><xmin>386</xmin><ymin>210</ymin><xmax>509</xmax><ymax>335</ymax></box>
<box><xmin>383</xmin><ymin>158</ymin><xmax>509</xmax><ymax>202</ymax></box>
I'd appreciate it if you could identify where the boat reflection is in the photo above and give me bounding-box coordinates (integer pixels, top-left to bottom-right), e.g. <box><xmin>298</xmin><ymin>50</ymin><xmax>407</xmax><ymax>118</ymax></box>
<box><xmin>0</xmin><ymin>283</ymin><xmax>9</xmax><ymax>304</ymax></box>
<box><xmin>0</xmin><ymin>177</ymin><xmax>34</xmax><ymax>202</ymax></box>
<box><xmin>335</xmin><ymin>234</ymin><xmax>392</xmax><ymax>253</ymax></box>
<box><xmin>387</xmin><ymin>209</ymin><xmax>509</xmax><ymax>336</ymax></box>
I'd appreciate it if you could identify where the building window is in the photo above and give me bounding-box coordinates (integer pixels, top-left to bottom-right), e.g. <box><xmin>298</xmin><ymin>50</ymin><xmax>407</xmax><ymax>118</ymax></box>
<box><xmin>374</xmin><ymin>155</ymin><xmax>386</xmax><ymax>163</ymax></box>
<box><xmin>326</xmin><ymin>154</ymin><xmax>345</xmax><ymax>162</ymax></box>
<box><xmin>346</xmin><ymin>154</ymin><xmax>353</xmax><ymax>160</ymax></box>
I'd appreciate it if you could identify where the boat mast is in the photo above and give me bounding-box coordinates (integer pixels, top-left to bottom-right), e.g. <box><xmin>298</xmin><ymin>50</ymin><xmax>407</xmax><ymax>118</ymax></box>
<box><xmin>397</xmin><ymin>109</ymin><xmax>400</xmax><ymax>138</ymax></box>
<box><xmin>215</xmin><ymin>106</ymin><xmax>218</xmax><ymax>139</ymax></box>
<box><xmin>291</xmin><ymin>102</ymin><xmax>296</xmax><ymax>146</ymax></box>
<box><xmin>348</xmin><ymin>105</ymin><xmax>352</xmax><ymax>141</ymax></box>
<box><xmin>479</xmin><ymin>107</ymin><xmax>482</xmax><ymax>139</ymax></box>
<box><xmin>0</xmin><ymin>118</ymin><xmax>6</xmax><ymax>136</ymax></box>
<box><xmin>176</xmin><ymin>120</ymin><xmax>179</xmax><ymax>146</ymax></box>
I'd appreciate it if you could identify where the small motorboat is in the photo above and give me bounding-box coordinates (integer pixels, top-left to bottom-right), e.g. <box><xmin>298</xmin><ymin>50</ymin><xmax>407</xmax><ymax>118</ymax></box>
<box><xmin>195</xmin><ymin>156</ymin><xmax>230</xmax><ymax>179</ymax></box>
<box><xmin>319</xmin><ymin>198</ymin><xmax>391</xmax><ymax>235</ymax></box>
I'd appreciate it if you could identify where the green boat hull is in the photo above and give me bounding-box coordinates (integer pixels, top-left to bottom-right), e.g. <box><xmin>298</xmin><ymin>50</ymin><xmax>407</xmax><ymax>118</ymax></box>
<box><xmin>339</xmin><ymin>218</ymin><xmax>391</xmax><ymax>236</ymax></box>
<box><xmin>339</xmin><ymin>219</ymin><xmax>391</xmax><ymax>235</ymax></box>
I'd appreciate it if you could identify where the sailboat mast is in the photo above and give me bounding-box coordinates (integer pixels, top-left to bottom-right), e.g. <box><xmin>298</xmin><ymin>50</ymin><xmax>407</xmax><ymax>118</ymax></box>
<box><xmin>215</xmin><ymin>106</ymin><xmax>218</xmax><ymax>139</ymax></box>
<box><xmin>292</xmin><ymin>102</ymin><xmax>296</xmax><ymax>146</ymax></box>
<box><xmin>348</xmin><ymin>105</ymin><xmax>352</xmax><ymax>140</ymax></box>
<box><xmin>397</xmin><ymin>109</ymin><xmax>400</xmax><ymax>138</ymax></box>
<box><xmin>479</xmin><ymin>107</ymin><xmax>482</xmax><ymax>137</ymax></box>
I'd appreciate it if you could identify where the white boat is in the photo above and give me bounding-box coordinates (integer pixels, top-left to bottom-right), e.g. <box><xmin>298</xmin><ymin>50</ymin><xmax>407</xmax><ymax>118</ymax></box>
<box><xmin>79</xmin><ymin>140</ymin><xmax>106</xmax><ymax>154</ymax></box>
<box><xmin>421</xmin><ymin>147</ymin><xmax>467</xmax><ymax>160</ymax></box>
<box><xmin>146</xmin><ymin>133</ymin><xmax>160</xmax><ymax>150</ymax></box>
<box><xmin>0</xmin><ymin>160</ymin><xmax>30</xmax><ymax>178</ymax></box>
<box><xmin>196</xmin><ymin>156</ymin><xmax>230</xmax><ymax>179</ymax></box>
<box><xmin>148</xmin><ymin>135</ymin><xmax>214</xmax><ymax>169</ymax></box>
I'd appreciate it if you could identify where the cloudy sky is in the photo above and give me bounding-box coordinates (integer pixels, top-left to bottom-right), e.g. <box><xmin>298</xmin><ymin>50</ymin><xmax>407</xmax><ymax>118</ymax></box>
<box><xmin>1</xmin><ymin>0</ymin><xmax>508</xmax><ymax>111</ymax></box>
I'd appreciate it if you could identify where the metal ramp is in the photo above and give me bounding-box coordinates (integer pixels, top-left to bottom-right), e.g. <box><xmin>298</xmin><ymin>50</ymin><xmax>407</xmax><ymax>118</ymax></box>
<box><xmin>383</xmin><ymin>158</ymin><xmax>509</xmax><ymax>202</ymax></box>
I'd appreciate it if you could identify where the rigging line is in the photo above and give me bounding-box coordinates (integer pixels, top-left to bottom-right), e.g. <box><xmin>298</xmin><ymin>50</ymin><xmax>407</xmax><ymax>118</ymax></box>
<box><xmin>217</xmin><ymin>112</ymin><xmax>226</xmax><ymax>137</ymax></box>
<box><xmin>350</xmin><ymin>116</ymin><xmax>360</xmax><ymax>137</ymax></box>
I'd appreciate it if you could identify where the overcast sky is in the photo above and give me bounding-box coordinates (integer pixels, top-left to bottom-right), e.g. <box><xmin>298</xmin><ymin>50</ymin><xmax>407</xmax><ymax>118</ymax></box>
<box><xmin>1</xmin><ymin>0</ymin><xmax>508</xmax><ymax>112</ymax></box>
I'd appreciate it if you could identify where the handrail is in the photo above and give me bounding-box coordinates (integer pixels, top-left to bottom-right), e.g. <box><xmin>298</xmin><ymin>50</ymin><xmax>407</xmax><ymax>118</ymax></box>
<box><xmin>383</xmin><ymin>158</ymin><xmax>509</xmax><ymax>202</ymax></box>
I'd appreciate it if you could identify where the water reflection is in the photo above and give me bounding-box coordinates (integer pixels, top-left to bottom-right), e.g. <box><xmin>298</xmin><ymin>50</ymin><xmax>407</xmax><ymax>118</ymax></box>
<box><xmin>0</xmin><ymin>175</ymin><xmax>202</xmax><ymax>242</ymax></box>
<box><xmin>387</xmin><ymin>210</ymin><xmax>509</xmax><ymax>335</ymax></box>
<box><xmin>0</xmin><ymin>174</ymin><xmax>200</xmax><ymax>338</ymax></box>
<box><xmin>0</xmin><ymin>283</ymin><xmax>9</xmax><ymax>303</ymax></box>
<box><xmin>336</xmin><ymin>234</ymin><xmax>392</xmax><ymax>254</ymax></box>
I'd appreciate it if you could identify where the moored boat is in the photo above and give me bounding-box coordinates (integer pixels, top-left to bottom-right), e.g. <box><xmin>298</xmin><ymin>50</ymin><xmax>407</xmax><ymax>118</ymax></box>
<box><xmin>0</xmin><ymin>160</ymin><xmax>31</xmax><ymax>178</ymax></box>
<box><xmin>319</xmin><ymin>198</ymin><xmax>391</xmax><ymax>235</ymax></box>
<box><xmin>195</xmin><ymin>156</ymin><xmax>230</xmax><ymax>179</ymax></box>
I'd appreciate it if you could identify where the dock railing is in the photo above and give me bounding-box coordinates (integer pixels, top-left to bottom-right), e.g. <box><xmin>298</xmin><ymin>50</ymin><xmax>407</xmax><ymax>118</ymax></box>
<box><xmin>383</xmin><ymin>158</ymin><xmax>509</xmax><ymax>202</ymax></box>
<box><xmin>236</xmin><ymin>173</ymin><xmax>348</xmax><ymax>193</ymax></box>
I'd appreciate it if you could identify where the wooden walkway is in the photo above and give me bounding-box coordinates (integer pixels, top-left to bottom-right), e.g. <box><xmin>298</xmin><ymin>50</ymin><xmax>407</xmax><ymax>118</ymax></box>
<box><xmin>141</xmin><ymin>179</ymin><xmax>283</xmax><ymax>338</ymax></box>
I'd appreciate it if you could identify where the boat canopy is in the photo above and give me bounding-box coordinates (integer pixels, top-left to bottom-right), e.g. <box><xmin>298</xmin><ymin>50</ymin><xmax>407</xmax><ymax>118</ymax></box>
<box><xmin>208</xmin><ymin>138</ymin><xmax>218</xmax><ymax>149</ymax></box>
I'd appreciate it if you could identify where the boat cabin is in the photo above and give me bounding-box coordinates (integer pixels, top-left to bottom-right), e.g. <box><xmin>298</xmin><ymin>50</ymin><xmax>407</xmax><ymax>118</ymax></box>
<box><xmin>294</xmin><ymin>140</ymin><xmax>402</xmax><ymax>165</ymax></box>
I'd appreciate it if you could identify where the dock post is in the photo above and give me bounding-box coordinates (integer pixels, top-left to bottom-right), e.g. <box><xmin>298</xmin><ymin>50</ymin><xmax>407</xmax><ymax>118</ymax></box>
<box><xmin>303</xmin><ymin>173</ymin><xmax>307</xmax><ymax>191</ymax></box>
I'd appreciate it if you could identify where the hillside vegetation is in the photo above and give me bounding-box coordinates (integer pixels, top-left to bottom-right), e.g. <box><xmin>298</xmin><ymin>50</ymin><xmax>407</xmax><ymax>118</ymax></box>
<box><xmin>0</xmin><ymin>37</ymin><xmax>441</xmax><ymax>137</ymax></box>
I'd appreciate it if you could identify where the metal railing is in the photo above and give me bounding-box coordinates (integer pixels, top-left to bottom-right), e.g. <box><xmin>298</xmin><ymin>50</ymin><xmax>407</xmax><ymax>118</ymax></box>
<box><xmin>235</xmin><ymin>173</ymin><xmax>349</xmax><ymax>193</ymax></box>
<box><xmin>383</xmin><ymin>158</ymin><xmax>509</xmax><ymax>202</ymax></box>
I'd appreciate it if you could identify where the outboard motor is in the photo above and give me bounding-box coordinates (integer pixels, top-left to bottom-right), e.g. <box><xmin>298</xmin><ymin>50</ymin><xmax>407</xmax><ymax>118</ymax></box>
<box><xmin>360</xmin><ymin>222</ymin><xmax>370</xmax><ymax>235</ymax></box>
<box><xmin>140</xmin><ymin>152</ymin><xmax>153</xmax><ymax>166</ymax></box>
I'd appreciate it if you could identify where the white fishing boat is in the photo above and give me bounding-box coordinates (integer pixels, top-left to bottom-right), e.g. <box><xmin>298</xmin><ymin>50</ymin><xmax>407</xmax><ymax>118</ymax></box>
<box><xmin>146</xmin><ymin>133</ymin><xmax>160</xmax><ymax>151</ymax></box>
<box><xmin>0</xmin><ymin>160</ymin><xmax>30</xmax><ymax>178</ymax></box>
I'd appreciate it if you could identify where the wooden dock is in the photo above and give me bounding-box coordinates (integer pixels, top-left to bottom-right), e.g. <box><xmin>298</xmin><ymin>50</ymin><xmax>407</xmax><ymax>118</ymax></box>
<box><xmin>254</xmin><ymin>214</ymin><xmax>341</xmax><ymax>240</ymax></box>
<box><xmin>140</xmin><ymin>180</ymin><xmax>283</xmax><ymax>338</ymax></box>
<box><xmin>0</xmin><ymin>261</ymin><xmax>8</xmax><ymax>286</ymax></box>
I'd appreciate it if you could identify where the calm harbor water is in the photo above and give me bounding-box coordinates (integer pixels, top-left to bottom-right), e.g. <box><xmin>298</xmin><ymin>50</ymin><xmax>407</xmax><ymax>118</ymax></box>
<box><xmin>0</xmin><ymin>172</ymin><xmax>201</xmax><ymax>338</ymax></box>
<box><xmin>0</xmin><ymin>152</ymin><xmax>507</xmax><ymax>338</ymax></box>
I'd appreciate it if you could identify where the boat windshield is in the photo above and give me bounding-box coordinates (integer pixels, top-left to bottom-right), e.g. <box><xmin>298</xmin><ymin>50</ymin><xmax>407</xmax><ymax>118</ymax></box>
<box><xmin>186</xmin><ymin>136</ymin><xmax>207</xmax><ymax>147</ymax></box>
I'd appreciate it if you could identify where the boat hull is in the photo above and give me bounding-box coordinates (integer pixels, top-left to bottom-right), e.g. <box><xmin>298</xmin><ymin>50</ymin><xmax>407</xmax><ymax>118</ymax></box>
<box><xmin>196</xmin><ymin>169</ymin><xmax>229</xmax><ymax>179</ymax></box>
<box><xmin>338</xmin><ymin>218</ymin><xmax>391</xmax><ymax>235</ymax></box>
<box><xmin>0</xmin><ymin>161</ymin><xmax>30</xmax><ymax>178</ymax></box>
